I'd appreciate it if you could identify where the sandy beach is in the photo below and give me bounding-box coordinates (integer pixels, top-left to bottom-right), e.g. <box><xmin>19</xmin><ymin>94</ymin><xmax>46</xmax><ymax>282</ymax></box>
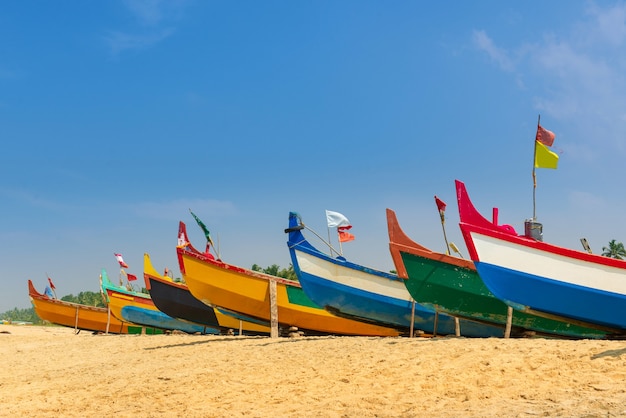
<box><xmin>1</xmin><ymin>324</ymin><xmax>626</xmax><ymax>417</ymax></box>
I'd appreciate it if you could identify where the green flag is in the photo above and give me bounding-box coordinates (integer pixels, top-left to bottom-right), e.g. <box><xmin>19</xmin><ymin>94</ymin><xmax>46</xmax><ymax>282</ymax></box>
<box><xmin>190</xmin><ymin>210</ymin><xmax>214</xmax><ymax>247</ymax></box>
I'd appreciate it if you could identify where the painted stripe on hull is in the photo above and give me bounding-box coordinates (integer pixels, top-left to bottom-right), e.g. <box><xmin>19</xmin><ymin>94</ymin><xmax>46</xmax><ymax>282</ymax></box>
<box><xmin>475</xmin><ymin>260</ymin><xmax>626</xmax><ymax>331</ymax></box>
<box><xmin>120</xmin><ymin>306</ymin><xmax>219</xmax><ymax>334</ymax></box>
<box><xmin>293</xmin><ymin>249</ymin><xmax>504</xmax><ymax>337</ymax></box>
<box><xmin>471</xmin><ymin>232</ymin><xmax>626</xmax><ymax>295</ymax></box>
<box><xmin>295</xmin><ymin>249</ymin><xmax>409</xmax><ymax>300</ymax></box>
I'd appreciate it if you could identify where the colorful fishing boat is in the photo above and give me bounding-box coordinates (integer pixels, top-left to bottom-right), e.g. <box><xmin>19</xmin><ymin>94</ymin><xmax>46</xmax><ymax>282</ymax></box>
<box><xmin>286</xmin><ymin>211</ymin><xmax>505</xmax><ymax>337</ymax></box>
<box><xmin>28</xmin><ymin>279</ymin><xmax>140</xmax><ymax>334</ymax></box>
<box><xmin>456</xmin><ymin>179</ymin><xmax>626</xmax><ymax>335</ymax></box>
<box><xmin>144</xmin><ymin>253</ymin><xmax>271</xmax><ymax>336</ymax></box>
<box><xmin>177</xmin><ymin>221</ymin><xmax>401</xmax><ymax>336</ymax></box>
<box><xmin>100</xmin><ymin>269</ymin><xmax>219</xmax><ymax>335</ymax></box>
<box><xmin>387</xmin><ymin>208</ymin><xmax>609</xmax><ymax>339</ymax></box>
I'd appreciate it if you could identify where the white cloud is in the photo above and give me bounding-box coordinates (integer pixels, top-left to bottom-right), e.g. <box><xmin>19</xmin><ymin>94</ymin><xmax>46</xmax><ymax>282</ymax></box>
<box><xmin>123</xmin><ymin>0</ymin><xmax>188</xmax><ymax>27</ymax></box>
<box><xmin>105</xmin><ymin>0</ymin><xmax>188</xmax><ymax>54</ymax></box>
<box><xmin>472</xmin><ymin>30</ymin><xmax>514</xmax><ymax>71</ymax></box>
<box><xmin>104</xmin><ymin>28</ymin><xmax>175</xmax><ymax>55</ymax></box>
<box><xmin>474</xmin><ymin>2</ymin><xmax>626</xmax><ymax>152</ymax></box>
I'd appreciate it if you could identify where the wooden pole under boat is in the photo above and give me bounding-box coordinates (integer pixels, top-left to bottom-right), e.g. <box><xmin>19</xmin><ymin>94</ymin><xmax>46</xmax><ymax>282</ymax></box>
<box><xmin>454</xmin><ymin>317</ymin><xmax>460</xmax><ymax>337</ymax></box>
<box><xmin>433</xmin><ymin>311</ymin><xmax>439</xmax><ymax>337</ymax></box>
<box><xmin>106</xmin><ymin>305</ymin><xmax>111</xmax><ymax>335</ymax></box>
<box><xmin>410</xmin><ymin>299</ymin><xmax>415</xmax><ymax>338</ymax></box>
<box><xmin>504</xmin><ymin>306</ymin><xmax>513</xmax><ymax>338</ymax></box>
<box><xmin>74</xmin><ymin>306</ymin><xmax>79</xmax><ymax>334</ymax></box>
<box><xmin>269</xmin><ymin>278</ymin><xmax>278</xmax><ymax>338</ymax></box>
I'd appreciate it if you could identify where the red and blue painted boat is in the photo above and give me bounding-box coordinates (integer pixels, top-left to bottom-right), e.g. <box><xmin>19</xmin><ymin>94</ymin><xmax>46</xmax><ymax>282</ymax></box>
<box><xmin>456</xmin><ymin>179</ymin><xmax>626</xmax><ymax>335</ymax></box>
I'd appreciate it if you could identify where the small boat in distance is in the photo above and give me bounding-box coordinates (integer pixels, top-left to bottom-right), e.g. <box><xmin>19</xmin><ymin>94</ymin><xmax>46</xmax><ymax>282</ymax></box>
<box><xmin>100</xmin><ymin>268</ymin><xmax>219</xmax><ymax>335</ymax></box>
<box><xmin>28</xmin><ymin>279</ymin><xmax>139</xmax><ymax>334</ymax></box>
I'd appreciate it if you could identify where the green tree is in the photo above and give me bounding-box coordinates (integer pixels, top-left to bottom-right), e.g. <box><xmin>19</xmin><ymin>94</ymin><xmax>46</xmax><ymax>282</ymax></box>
<box><xmin>251</xmin><ymin>264</ymin><xmax>298</xmax><ymax>281</ymax></box>
<box><xmin>61</xmin><ymin>291</ymin><xmax>106</xmax><ymax>307</ymax></box>
<box><xmin>0</xmin><ymin>307</ymin><xmax>42</xmax><ymax>324</ymax></box>
<box><xmin>601</xmin><ymin>239</ymin><xmax>626</xmax><ymax>259</ymax></box>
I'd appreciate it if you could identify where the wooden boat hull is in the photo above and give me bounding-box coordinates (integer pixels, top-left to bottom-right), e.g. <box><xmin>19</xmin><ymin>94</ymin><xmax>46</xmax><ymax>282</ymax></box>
<box><xmin>177</xmin><ymin>222</ymin><xmax>401</xmax><ymax>336</ymax></box>
<box><xmin>287</xmin><ymin>212</ymin><xmax>504</xmax><ymax>337</ymax></box>
<box><xmin>101</xmin><ymin>269</ymin><xmax>219</xmax><ymax>335</ymax></box>
<box><xmin>28</xmin><ymin>280</ymin><xmax>139</xmax><ymax>334</ymax></box>
<box><xmin>456</xmin><ymin>179</ymin><xmax>626</xmax><ymax>334</ymax></box>
<box><xmin>387</xmin><ymin>209</ymin><xmax>609</xmax><ymax>339</ymax></box>
<box><xmin>144</xmin><ymin>253</ymin><xmax>271</xmax><ymax>335</ymax></box>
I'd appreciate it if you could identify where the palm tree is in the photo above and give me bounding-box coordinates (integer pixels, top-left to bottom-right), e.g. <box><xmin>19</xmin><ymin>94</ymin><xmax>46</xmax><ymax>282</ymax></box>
<box><xmin>601</xmin><ymin>239</ymin><xmax>626</xmax><ymax>260</ymax></box>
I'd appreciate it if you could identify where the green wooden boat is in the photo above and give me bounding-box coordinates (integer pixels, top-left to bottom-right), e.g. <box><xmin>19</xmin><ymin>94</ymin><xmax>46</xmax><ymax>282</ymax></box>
<box><xmin>386</xmin><ymin>208</ymin><xmax>609</xmax><ymax>339</ymax></box>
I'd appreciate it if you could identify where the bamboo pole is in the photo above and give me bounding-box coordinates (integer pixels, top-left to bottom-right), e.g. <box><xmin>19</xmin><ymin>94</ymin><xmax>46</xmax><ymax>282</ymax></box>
<box><xmin>74</xmin><ymin>306</ymin><xmax>79</xmax><ymax>334</ymax></box>
<box><xmin>410</xmin><ymin>299</ymin><xmax>415</xmax><ymax>338</ymax></box>
<box><xmin>269</xmin><ymin>278</ymin><xmax>278</xmax><ymax>338</ymax></box>
<box><xmin>532</xmin><ymin>114</ymin><xmax>540</xmax><ymax>220</ymax></box>
<box><xmin>106</xmin><ymin>305</ymin><xmax>111</xmax><ymax>335</ymax></box>
<box><xmin>504</xmin><ymin>306</ymin><xmax>513</xmax><ymax>338</ymax></box>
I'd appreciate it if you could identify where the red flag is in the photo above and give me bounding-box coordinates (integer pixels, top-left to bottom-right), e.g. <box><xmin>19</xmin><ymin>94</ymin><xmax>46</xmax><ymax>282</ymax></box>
<box><xmin>127</xmin><ymin>273</ymin><xmax>138</xmax><ymax>281</ymax></box>
<box><xmin>114</xmin><ymin>253</ymin><xmax>129</xmax><ymax>268</ymax></box>
<box><xmin>434</xmin><ymin>196</ymin><xmax>446</xmax><ymax>213</ymax></box>
<box><xmin>338</xmin><ymin>229</ymin><xmax>355</xmax><ymax>243</ymax></box>
<box><xmin>48</xmin><ymin>277</ymin><xmax>56</xmax><ymax>290</ymax></box>
<box><xmin>536</xmin><ymin>124</ymin><xmax>555</xmax><ymax>147</ymax></box>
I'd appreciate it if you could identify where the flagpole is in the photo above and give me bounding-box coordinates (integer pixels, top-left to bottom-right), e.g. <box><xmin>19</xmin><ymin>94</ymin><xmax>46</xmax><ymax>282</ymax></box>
<box><xmin>434</xmin><ymin>196</ymin><xmax>450</xmax><ymax>255</ymax></box>
<box><xmin>327</xmin><ymin>227</ymin><xmax>336</xmax><ymax>257</ymax></box>
<box><xmin>532</xmin><ymin>115</ymin><xmax>540</xmax><ymax>220</ymax></box>
<box><xmin>439</xmin><ymin>212</ymin><xmax>449</xmax><ymax>255</ymax></box>
<box><xmin>338</xmin><ymin>231</ymin><xmax>344</xmax><ymax>256</ymax></box>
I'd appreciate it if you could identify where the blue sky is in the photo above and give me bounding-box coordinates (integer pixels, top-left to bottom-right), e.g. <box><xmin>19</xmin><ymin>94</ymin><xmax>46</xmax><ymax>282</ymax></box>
<box><xmin>3</xmin><ymin>1</ymin><xmax>626</xmax><ymax>312</ymax></box>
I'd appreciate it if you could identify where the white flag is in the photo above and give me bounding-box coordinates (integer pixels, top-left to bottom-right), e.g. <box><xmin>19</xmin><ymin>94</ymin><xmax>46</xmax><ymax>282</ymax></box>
<box><xmin>114</xmin><ymin>253</ymin><xmax>129</xmax><ymax>268</ymax></box>
<box><xmin>326</xmin><ymin>210</ymin><xmax>351</xmax><ymax>229</ymax></box>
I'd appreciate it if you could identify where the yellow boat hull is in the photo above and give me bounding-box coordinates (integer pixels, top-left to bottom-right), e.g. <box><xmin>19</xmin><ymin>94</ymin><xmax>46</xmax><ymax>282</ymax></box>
<box><xmin>178</xmin><ymin>247</ymin><xmax>400</xmax><ymax>337</ymax></box>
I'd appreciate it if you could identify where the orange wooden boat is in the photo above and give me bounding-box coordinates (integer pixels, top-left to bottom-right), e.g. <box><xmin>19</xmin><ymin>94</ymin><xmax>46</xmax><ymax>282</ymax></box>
<box><xmin>28</xmin><ymin>279</ymin><xmax>136</xmax><ymax>334</ymax></box>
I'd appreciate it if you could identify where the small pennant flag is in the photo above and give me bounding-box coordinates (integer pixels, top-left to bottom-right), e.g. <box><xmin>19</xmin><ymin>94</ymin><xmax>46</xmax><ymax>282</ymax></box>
<box><xmin>536</xmin><ymin>124</ymin><xmax>556</xmax><ymax>147</ymax></box>
<box><xmin>127</xmin><ymin>273</ymin><xmax>138</xmax><ymax>282</ymax></box>
<box><xmin>190</xmin><ymin>210</ymin><xmax>214</xmax><ymax>247</ymax></box>
<box><xmin>434</xmin><ymin>196</ymin><xmax>446</xmax><ymax>213</ymax></box>
<box><xmin>326</xmin><ymin>210</ymin><xmax>352</xmax><ymax>229</ymax></box>
<box><xmin>48</xmin><ymin>277</ymin><xmax>56</xmax><ymax>290</ymax></box>
<box><xmin>338</xmin><ymin>229</ymin><xmax>355</xmax><ymax>243</ymax></box>
<box><xmin>114</xmin><ymin>253</ymin><xmax>129</xmax><ymax>268</ymax></box>
<box><xmin>435</xmin><ymin>195</ymin><xmax>446</xmax><ymax>223</ymax></box>
<box><xmin>535</xmin><ymin>140</ymin><xmax>559</xmax><ymax>169</ymax></box>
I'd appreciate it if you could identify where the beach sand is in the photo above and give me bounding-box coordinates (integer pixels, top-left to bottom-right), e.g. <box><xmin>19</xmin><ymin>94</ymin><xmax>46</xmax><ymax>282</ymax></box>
<box><xmin>1</xmin><ymin>324</ymin><xmax>626</xmax><ymax>417</ymax></box>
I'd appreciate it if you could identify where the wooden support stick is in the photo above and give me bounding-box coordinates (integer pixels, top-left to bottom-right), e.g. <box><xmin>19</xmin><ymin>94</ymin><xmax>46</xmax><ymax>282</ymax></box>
<box><xmin>504</xmin><ymin>306</ymin><xmax>513</xmax><ymax>338</ymax></box>
<box><xmin>410</xmin><ymin>299</ymin><xmax>415</xmax><ymax>338</ymax></box>
<box><xmin>269</xmin><ymin>278</ymin><xmax>279</xmax><ymax>338</ymax></box>
<box><xmin>74</xmin><ymin>306</ymin><xmax>79</xmax><ymax>334</ymax></box>
<box><xmin>106</xmin><ymin>305</ymin><xmax>111</xmax><ymax>335</ymax></box>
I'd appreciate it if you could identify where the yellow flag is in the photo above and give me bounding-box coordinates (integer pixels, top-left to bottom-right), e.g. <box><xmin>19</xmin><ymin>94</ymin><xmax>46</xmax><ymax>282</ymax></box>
<box><xmin>534</xmin><ymin>140</ymin><xmax>559</xmax><ymax>169</ymax></box>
